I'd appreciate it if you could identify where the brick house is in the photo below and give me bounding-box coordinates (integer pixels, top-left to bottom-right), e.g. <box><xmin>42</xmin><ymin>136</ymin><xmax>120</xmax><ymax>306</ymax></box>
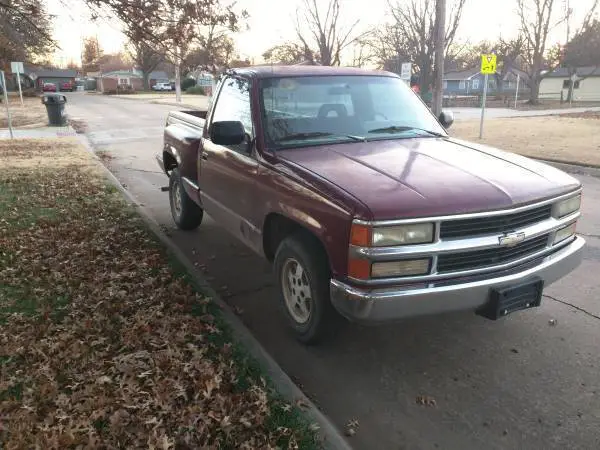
<box><xmin>28</xmin><ymin>68</ymin><xmax>77</xmax><ymax>91</ymax></box>
<box><xmin>98</xmin><ymin>71</ymin><xmax>143</xmax><ymax>93</ymax></box>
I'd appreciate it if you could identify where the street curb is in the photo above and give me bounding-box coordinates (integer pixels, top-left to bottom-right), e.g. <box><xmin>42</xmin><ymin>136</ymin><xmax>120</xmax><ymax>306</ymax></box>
<box><xmin>533</xmin><ymin>158</ymin><xmax>600</xmax><ymax>178</ymax></box>
<box><xmin>97</xmin><ymin>93</ymin><xmax>207</xmax><ymax>111</ymax></box>
<box><xmin>76</xmin><ymin>134</ymin><xmax>352</xmax><ymax>450</ymax></box>
<box><xmin>148</xmin><ymin>99</ymin><xmax>205</xmax><ymax>110</ymax></box>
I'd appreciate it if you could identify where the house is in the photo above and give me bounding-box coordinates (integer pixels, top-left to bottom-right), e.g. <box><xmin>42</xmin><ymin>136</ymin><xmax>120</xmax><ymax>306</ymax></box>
<box><xmin>443</xmin><ymin>68</ymin><xmax>482</xmax><ymax>95</ymax></box>
<box><xmin>2</xmin><ymin>71</ymin><xmax>35</xmax><ymax>91</ymax></box>
<box><xmin>443</xmin><ymin>67</ymin><xmax>529</xmax><ymax>96</ymax></box>
<box><xmin>131</xmin><ymin>69</ymin><xmax>170</xmax><ymax>88</ymax></box>
<box><xmin>98</xmin><ymin>70</ymin><xmax>143</xmax><ymax>93</ymax></box>
<box><xmin>148</xmin><ymin>71</ymin><xmax>169</xmax><ymax>87</ymax></box>
<box><xmin>28</xmin><ymin>69</ymin><xmax>77</xmax><ymax>91</ymax></box>
<box><xmin>540</xmin><ymin>66</ymin><xmax>600</xmax><ymax>101</ymax></box>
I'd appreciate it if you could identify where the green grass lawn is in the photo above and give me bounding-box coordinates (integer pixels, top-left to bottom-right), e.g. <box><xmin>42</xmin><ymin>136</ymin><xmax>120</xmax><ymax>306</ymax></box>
<box><xmin>0</xmin><ymin>139</ymin><xmax>320</xmax><ymax>449</ymax></box>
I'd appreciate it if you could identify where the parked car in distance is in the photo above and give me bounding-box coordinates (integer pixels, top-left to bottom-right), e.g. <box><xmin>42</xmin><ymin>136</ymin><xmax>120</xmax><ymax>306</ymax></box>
<box><xmin>60</xmin><ymin>81</ymin><xmax>74</xmax><ymax>92</ymax></box>
<box><xmin>157</xmin><ymin>66</ymin><xmax>584</xmax><ymax>345</ymax></box>
<box><xmin>42</xmin><ymin>82</ymin><xmax>57</xmax><ymax>92</ymax></box>
<box><xmin>152</xmin><ymin>82</ymin><xmax>172</xmax><ymax>91</ymax></box>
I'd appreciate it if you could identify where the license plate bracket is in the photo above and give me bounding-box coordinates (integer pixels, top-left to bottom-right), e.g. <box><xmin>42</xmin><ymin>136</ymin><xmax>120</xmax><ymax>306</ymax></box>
<box><xmin>478</xmin><ymin>279</ymin><xmax>544</xmax><ymax>320</ymax></box>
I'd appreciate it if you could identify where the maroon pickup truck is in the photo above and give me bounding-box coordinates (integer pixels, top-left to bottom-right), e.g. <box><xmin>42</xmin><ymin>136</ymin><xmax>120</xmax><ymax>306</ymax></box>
<box><xmin>157</xmin><ymin>66</ymin><xmax>584</xmax><ymax>344</ymax></box>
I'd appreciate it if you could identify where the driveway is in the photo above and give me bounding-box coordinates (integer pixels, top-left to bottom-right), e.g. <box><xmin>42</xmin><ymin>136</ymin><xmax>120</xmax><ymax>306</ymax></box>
<box><xmin>66</xmin><ymin>92</ymin><xmax>600</xmax><ymax>450</ymax></box>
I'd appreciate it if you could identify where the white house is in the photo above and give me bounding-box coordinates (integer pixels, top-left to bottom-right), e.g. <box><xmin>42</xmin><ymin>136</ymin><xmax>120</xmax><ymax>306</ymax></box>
<box><xmin>539</xmin><ymin>66</ymin><xmax>600</xmax><ymax>101</ymax></box>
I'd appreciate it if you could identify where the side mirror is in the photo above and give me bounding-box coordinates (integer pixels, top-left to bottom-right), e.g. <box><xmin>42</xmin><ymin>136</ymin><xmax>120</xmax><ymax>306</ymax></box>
<box><xmin>210</xmin><ymin>121</ymin><xmax>246</xmax><ymax>146</ymax></box>
<box><xmin>438</xmin><ymin>110</ymin><xmax>454</xmax><ymax>129</ymax></box>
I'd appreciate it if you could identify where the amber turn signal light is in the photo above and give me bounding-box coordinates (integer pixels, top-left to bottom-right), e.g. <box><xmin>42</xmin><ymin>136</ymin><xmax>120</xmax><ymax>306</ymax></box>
<box><xmin>350</xmin><ymin>223</ymin><xmax>371</xmax><ymax>247</ymax></box>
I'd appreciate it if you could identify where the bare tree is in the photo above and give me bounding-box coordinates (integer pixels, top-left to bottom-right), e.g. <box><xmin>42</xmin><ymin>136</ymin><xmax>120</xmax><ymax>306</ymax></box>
<box><xmin>127</xmin><ymin>38</ymin><xmax>164</xmax><ymax>90</ymax></box>
<box><xmin>295</xmin><ymin>0</ymin><xmax>364</xmax><ymax>66</ymax></box>
<box><xmin>262</xmin><ymin>43</ymin><xmax>308</xmax><ymax>65</ymax></box>
<box><xmin>182</xmin><ymin>36</ymin><xmax>234</xmax><ymax>76</ymax></box>
<box><xmin>82</xmin><ymin>37</ymin><xmax>102</xmax><ymax>74</ymax></box>
<box><xmin>349</xmin><ymin>40</ymin><xmax>372</xmax><ymax>67</ymax></box>
<box><xmin>562</xmin><ymin>9</ymin><xmax>600</xmax><ymax>102</ymax></box>
<box><xmin>98</xmin><ymin>52</ymin><xmax>131</xmax><ymax>73</ymax></box>
<box><xmin>0</xmin><ymin>0</ymin><xmax>55</xmax><ymax>69</ymax></box>
<box><xmin>371</xmin><ymin>0</ymin><xmax>466</xmax><ymax>100</ymax></box>
<box><xmin>517</xmin><ymin>0</ymin><xmax>566</xmax><ymax>103</ymax></box>
<box><xmin>190</xmin><ymin>5</ymin><xmax>247</xmax><ymax>74</ymax></box>
<box><xmin>518</xmin><ymin>0</ymin><xmax>598</xmax><ymax>103</ymax></box>
<box><xmin>85</xmin><ymin>0</ymin><xmax>246</xmax><ymax>101</ymax></box>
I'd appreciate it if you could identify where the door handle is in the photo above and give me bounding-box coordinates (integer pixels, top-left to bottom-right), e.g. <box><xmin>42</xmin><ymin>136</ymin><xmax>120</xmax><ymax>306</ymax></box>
<box><xmin>201</xmin><ymin>151</ymin><xmax>208</xmax><ymax>160</ymax></box>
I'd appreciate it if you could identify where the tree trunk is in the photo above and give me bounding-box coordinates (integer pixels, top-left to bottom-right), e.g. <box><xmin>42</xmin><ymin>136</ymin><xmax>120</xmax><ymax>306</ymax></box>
<box><xmin>143</xmin><ymin>73</ymin><xmax>150</xmax><ymax>91</ymax></box>
<box><xmin>528</xmin><ymin>77</ymin><xmax>541</xmax><ymax>104</ymax></box>
<box><xmin>565</xmin><ymin>67</ymin><xmax>576</xmax><ymax>104</ymax></box>
<box><xmin>175</xmin><ymin>63</ymin><xmax>182</xmax><ymax>103</ymax></box>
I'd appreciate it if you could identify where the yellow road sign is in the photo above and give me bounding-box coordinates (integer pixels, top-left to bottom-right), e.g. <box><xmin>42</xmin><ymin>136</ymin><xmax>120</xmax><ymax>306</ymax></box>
<box><xmin>481</xmin><ymin>54</ymin><xmax>497</xmax><ymax>74</ymax></box>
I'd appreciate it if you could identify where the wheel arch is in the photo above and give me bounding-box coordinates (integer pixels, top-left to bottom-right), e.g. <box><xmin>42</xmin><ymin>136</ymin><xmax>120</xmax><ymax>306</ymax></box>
<box><xmin>163</xmin><ymin>150</ymin><xmax>178</xmax><ymax>172</ymax></box>
<box><xmin>262</xmin><ymin>212</ymin><xmax>332</xmax><ymax>274</ymax></box>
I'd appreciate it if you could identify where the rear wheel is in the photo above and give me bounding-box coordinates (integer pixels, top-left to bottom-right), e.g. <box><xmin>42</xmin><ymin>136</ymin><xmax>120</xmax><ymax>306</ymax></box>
<box><xmin>169</xmin><ymin>168</ymin><xmax>203</xmax><ymax>230</ymax></box>
<box><xmin>274</xmin><ymin>233</ymin><xmax>343</xmax><ymax>344</ymax></box>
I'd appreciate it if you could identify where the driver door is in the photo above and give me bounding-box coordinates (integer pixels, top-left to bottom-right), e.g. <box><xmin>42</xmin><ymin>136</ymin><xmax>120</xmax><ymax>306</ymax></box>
<box><xmin>199</xmin><ymin>76</ymin><xmax>261</xmax><ymax>252</ymax></box>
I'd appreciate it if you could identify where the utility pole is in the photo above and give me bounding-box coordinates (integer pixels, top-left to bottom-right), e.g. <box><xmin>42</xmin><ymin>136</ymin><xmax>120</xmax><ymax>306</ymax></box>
<box><xmin>564</xmin><ymin>0</ymin><xmax>572</xmax><ymax>43</ymax></box>
<box><xmin>432</xmin><ymin>0</ymin><xmax>446</xmax><ymax>117</ymax></box>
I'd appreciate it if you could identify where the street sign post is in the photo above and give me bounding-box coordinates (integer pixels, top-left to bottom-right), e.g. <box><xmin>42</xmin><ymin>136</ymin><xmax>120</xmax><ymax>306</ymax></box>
<box><xmin>1</xmin><ymin>71</ymin><xmax>14</xmax><ymax>139</ymax></box>
<box><xmin>10</xmin><ymin>61</ymin><xmax>24</xmax><ymax>107</ymax></box>
<box><xmin>400</xmin><ymin>62</ymin><xmax>412</xmax><ymax>83</ymax></box>
<box><xmin>479</xmin><ymin>54</ymin><xmax>496</xmax><ymax>139</ymax></box>
<box><xmin>514</xmin><ymin>73</ymin><xmax>520</xmax><ymax>109</ymax></box>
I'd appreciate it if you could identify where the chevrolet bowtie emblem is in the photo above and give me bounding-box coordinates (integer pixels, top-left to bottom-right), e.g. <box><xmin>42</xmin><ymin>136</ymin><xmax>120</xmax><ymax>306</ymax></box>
<box><xmin>499</xmin><ymin>232</ymin><xmax>526</xmax><ymax>247</ymax></box>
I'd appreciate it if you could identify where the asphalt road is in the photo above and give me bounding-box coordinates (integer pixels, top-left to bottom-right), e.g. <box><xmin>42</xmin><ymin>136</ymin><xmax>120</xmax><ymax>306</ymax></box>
<box><xmin>67</xmin><ymin>92</ymin><xmax>600</xmax><ymax>450</ymax></box>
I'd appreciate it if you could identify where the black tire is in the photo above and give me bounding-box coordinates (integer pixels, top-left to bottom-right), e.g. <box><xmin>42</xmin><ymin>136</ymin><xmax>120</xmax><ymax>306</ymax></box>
<box><xmin>274</xmin><ymin>233</ymin><xmax>343</xmax><ymax>345</ymax></box>
<box><xmin>169</xmin><ymin>168</ymin><xmax>203</xmax><ymax>230</ymax></box>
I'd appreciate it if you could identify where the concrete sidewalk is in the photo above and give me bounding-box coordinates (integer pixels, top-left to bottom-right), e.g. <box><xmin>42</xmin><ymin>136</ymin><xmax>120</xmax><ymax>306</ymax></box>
<box><xmin>0</xmin><ymin>126</ymin><xmax>77</xmax><ymax>139</ymax></box>
<box><xmin>112</xmin><ymin>93</ymin><xmax>210</xmax><ymax>110</ymax></box>
<box><xmin>453</xmin><ymin>106</ymin><xmax>600</xmax><ymax>121</ymax></box>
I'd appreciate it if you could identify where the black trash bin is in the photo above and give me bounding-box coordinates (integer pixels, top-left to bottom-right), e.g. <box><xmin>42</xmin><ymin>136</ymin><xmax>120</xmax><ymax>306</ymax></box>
<box><xmin>42</xmin><ymin>93</ymin><xmax>67</xmax><ymax>126</ymax></box>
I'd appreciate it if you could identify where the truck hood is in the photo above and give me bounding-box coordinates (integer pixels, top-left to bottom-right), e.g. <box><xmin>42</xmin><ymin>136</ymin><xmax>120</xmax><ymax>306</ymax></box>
<box><xmin>276</xmin><ymin>137</ymin><xmax>580</xmax><ymax>220</ymax></box>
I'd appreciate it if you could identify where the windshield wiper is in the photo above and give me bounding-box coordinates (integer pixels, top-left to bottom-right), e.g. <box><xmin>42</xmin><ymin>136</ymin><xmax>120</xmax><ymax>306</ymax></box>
<box><xmin>367</xmin><ymin>126</ymin><xmax>444</xmax><ymax>137</ymax></box>
<box><xmin>277</xmin><ymin>132</ymin><xmax>365</xmax><ymax>142</ymax></box>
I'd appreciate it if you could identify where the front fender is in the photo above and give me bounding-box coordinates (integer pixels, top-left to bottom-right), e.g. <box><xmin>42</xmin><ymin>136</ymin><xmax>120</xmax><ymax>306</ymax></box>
<box><xmin>258</xmin><ymin>164</ymin><xmax>354</xmax><ymax>278</ymax></box>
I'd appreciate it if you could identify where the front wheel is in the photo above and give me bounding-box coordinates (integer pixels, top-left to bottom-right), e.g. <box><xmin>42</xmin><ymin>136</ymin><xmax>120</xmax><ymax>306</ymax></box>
<box><xmin>169</xmin><ymin>168</ymin><xmax>203</xmax><ymax>230</ymax></box>
<box><xmin>274</xmin><ymin>234</ymin><xmax>343</xmax><ymax>345</ymax></box>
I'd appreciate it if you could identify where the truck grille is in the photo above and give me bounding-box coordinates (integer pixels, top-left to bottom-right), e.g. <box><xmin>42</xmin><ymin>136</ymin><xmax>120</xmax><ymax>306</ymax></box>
<box><xmin>437</xmin><ymin>234</ymin><xmax>549</xmax><ymax>273</ymax></box>
<box><xmin>440</xmin><ymin>204</ymin><xmax>553</xmax><ymax>239</ymax></box>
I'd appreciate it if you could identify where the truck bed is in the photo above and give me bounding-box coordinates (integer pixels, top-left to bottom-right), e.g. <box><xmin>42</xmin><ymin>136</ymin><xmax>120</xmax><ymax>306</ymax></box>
<box><xmin>166</xmin><ymin>110</ymin><xmax>207</xmax><ymax>130</ymax></box>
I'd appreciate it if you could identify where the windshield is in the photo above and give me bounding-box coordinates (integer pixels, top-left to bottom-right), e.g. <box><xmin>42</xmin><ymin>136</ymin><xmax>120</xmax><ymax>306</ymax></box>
<box><xmin>260</xmin><ymin>75</ymin><xmax>446</xmax><ymax>149</ymax></box>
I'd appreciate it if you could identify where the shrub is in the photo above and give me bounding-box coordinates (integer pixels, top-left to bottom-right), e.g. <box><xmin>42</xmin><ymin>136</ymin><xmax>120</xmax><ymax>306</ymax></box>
<box><xmin>181</xmin><ymin>78</ymin><xmax>196</xmax><ymax>91</ymax></box>
<box><xmin>186</xmin><ymin>85</ymin><xmax>205</xmax><ymax>95</ymax></box>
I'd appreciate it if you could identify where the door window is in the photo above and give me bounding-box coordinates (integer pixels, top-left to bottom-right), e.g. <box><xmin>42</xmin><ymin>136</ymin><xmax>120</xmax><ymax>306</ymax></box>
<box><xmin>211</xmin><ymin>77</ymin><xmax>253</xmax><ymax>151</ymax></box>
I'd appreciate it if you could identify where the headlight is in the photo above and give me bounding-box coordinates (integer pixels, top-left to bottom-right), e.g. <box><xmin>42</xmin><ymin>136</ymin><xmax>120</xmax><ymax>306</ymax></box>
<box><xmin>553</xmin><ymin>222</ymin><xmax>577</xmax><ymax>245</ymax></box>
<box><xmin>372</xmin><ymin>223</ymin><xmax>434</xmax><ymax>247</ymax></box>
<box><xmin>554</xmin><ymin>195</ymin><xmax>581</xmax><ymax>218</ymax></box>
<box><xmin>371</xmin><ymin>259</ymin><xmax>431</xmax><ymax>278</ymax></box>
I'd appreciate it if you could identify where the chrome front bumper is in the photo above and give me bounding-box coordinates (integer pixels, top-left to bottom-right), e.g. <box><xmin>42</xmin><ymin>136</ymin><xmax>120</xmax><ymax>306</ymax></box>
<box><xmin>330</xmin><ymin>236</ymin><xmax>585</xmax><ymax>323</ymax></box>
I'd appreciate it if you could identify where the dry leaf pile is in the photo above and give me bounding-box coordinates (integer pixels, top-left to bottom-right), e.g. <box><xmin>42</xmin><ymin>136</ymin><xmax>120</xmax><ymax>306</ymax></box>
<box><xmin>0</xmin><ymin>140</ymin><xmax>319</xmax><ymax>449</ymax></box>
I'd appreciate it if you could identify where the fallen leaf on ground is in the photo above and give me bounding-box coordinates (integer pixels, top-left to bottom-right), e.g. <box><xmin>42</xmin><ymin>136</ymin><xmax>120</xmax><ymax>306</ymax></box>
<box><xmin>416</xmin><ymin>395</ymin><xmax>437</xmax><ymax>407</ymax></box>
<box><xmin>0</xmin><ymin>139</ymin><xmax>320</xmax><ymax>449</ymax></box>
